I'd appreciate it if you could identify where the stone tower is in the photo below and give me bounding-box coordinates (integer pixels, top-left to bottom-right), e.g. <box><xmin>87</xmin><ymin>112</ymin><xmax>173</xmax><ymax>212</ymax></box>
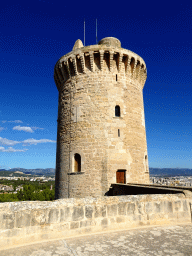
<box><xmin>54</xmin><ymin>37</ymin><xmax>149</xmax><ymax>199</ymax></box>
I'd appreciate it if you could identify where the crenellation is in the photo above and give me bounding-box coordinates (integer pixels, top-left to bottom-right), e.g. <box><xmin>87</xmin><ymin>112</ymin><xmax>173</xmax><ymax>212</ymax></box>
<box><xmin>54</xmin><ymin>50</ymin><xmax>147</xmax><ymax>87</ymax></box>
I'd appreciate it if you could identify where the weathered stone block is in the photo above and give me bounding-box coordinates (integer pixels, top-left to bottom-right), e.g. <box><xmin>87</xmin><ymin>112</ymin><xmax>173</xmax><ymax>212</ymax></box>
<box><xmin>60</xmin><ymin>209</ymin><xmax>65</xmax><ymax>222</ymax></box>
<box><xmin>177</xmin><ymin>211</ymin><xmax>190</xmax><ymax>219</ymax></box>
<box><xmin>132</xmin><ymin>214</ymin><xmax>141</xmax><ymax>221</ymax></box>
<box><xmin>153</xmin><ymin>202</ymin><xmax>162</xmax><ymax>213</ymax></box>
<box><xmin>48</xmin><ymin>209</ymin><xmax>59</xmax><ymax>224</ymax></box>
<box><xmin>174</xmin><ymin>201</ymin><xmax>181</xmax><ymax>212</ymax></box>
<box><xmin>60</xmin><ymin>207</ymin><xmax>71</xmax><ymax>222</ymax></box>
<box><xmin>137</xmin><ymin>203</ymin><xmax>144</xmax><ymax>214</ymax></box>
<box><xmin>183</xmin><ymin>200</ymin><xmax>189</xmax><ymax>212</ymax></box>
<box><xmin>118</xmin><ymin>203</ymin><xmax>127</xmax><ymax>215</ymax></box>
<box><xmin>85</xmin><ymin>206</ymin><xmax>93</xmax><ymax>219</ymax></box>
<box><xmin>107</xmin><ymin>205</ymin><xmax>117</xmax><ymax>217</ymax></box>
<box><xmin>2</xmin><ymin>213</ymin><xmax>15</xmax><ymax>229</ymax></box>
<box><xmin>164</xmin><ymin>201</ymin><xmax>173</xmax><ymax>213</ymax></box>
<box><xmin>94</xmin><ymin>205</ymin><xmax>106</xmax><ymax>218</ymax></box>
<box><xmin>145</xmin><ymin>202</ymin><xmax>153</xmax><ymax>214</ymax></box>
<box><xmin>127</xmin><ymin>203</ymin><xmax>135</xmax><ymax>215</ymax></box>
<box><xmin>70</xmin><ymin>221</ymin><xmax>79</xmax><ymax>229</ymax></box>
<box><xmin>80</xmin><ymin>220</ymin><xmax>95</xmax><ymax>228</ymax></box>
<box><xmin>56</xmin><ymin>223</ymin><xmax>69</xmax><ymax>231</ymax></box>
<box><xmin>16</xmin><ymin>212</ymin><xmax>31</xmax><ymax>228</ymax></box>
<box><xmin>168</xmin><ymin>213</ymin><xmax>177</xmax><ymax>219</ymax></box>
<box><xmin>101</xmin><ymin>218</ymin><xmax>108</xmax><ymax>226</ymax></box>
<box><xmin>31</xmin><ymin>210</ymin><xmax>47</xmax><ymax>226</ymax></box>
<box><xmin>116</xmin><ymin>216</ymin><xmax>125</xmax><ymax>223</ymax></box>
<box><xmin>72</xmin><ymin>206</ymin><xmax>84</xmax><ymax>221</ymax></box>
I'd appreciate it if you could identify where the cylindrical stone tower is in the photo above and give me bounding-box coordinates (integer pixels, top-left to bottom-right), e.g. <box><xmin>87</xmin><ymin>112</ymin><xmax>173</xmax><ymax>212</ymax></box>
<box><xmin>54</xmin><ymin>37</ymin><xmax>149</xmax><ymax>199</ymax></box>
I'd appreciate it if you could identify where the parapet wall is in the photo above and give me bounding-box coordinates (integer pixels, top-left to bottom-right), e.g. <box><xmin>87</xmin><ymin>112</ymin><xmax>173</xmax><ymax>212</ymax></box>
<box><xmin>54</xmin><ymin>42</ymin><xmax>147</xmax><ymax>92</ymax></box>
<box><xmin>0</xmin><ymin>194</ymin><xmax>191</xmax><ymax>250</ymax></box>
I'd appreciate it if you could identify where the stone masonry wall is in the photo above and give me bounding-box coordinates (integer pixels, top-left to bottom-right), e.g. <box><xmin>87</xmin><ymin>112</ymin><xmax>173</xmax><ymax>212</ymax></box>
<box><xmin>0</xmin><ymin>194</ymin><xmax>191</xmax><ymax>250</ymax></box>
<box><xmin>54</xmin><ymin>37</ymin><xmax>149</xmax><ymax>199</ymax></box>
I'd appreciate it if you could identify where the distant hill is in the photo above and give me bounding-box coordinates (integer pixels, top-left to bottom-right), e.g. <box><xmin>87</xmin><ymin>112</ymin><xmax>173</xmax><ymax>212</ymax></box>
<box><xmin>0</xmin><ymin>168</ymin><xmax>55</xmax><ymax>177</ymax></box>
<box><xmin>0</xmin><ymin>167</ymin><xmax>192</xmax><ymax>178</ymax></box>
<box><xmin>149</xmin><ymin>168</ymin><xmax>192</xmax><ymax>177</ymax></box>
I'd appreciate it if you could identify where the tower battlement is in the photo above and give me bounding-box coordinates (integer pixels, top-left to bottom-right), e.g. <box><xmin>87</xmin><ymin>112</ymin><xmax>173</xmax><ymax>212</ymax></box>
<box><xmin>54</xmin><ymin>37</ymin><xmax>149</xmax><ymax>199</ymax></box>
<box><xmin>54</xmin><ymin>37</ymin><xmax>147</xmax><ymax>92</ymax></box>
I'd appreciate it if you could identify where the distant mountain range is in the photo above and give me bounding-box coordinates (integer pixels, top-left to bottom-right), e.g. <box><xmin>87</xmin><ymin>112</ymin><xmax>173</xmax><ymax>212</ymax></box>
<box><xmin>149</xmin><ymin>168</ymin><xmax>192</xmax><ymax>177</ymax></box>
<box><xmin>0</xmin><ymin>168</ymin><xmax>55</xmax><ymax>177</ymax></box>
<box><xmin>0</xmin><ymin>167</ymin><xmax>192</xmax><ymax>177</ymax></box>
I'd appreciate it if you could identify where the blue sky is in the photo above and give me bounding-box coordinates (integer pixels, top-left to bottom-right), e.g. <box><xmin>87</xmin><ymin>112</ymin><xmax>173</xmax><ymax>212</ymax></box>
<box><xmin>0</xmin><ymin>0</ymin><xmax>192</xmax><ymax>169</ymax></box>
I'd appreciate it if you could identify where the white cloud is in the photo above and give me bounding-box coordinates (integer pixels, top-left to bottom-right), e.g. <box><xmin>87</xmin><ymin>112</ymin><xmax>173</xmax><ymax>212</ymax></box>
<box><xmin>13</xmin><ymin>125</ymin><xmax>34</xmax><ymax>133</ymax></box>
<box><xmin>31</xmin><ymin>127</ymin><xmax>44</xmax><ymax>131</ymax></box>
<box><xmin>2</xmin><ymin>120</ymin><xmax>23</xmax><ymax>123</ymax></box>
<box><xmin>0</xmin><ymin>146</ymin><xmax>28</xmax><ymax>152</ymax></box>
<box><xmin>0</xmin><ymin>137</ymin><xmax>20</xmax><ymax>146</ymax></box>
<box><xmin>0</xmin><ymin>137</ymin><xmax>56</xmax><ymax>147</ymax></box>
<box><xmin>0</xmin><ymin>127</ymin><xmax>5</xmax><ymax>132</ymax></box>
<box><xmin>23</xmin><ymin>138</ymin><xmax>56</xmax><ymax>145</ymax></box>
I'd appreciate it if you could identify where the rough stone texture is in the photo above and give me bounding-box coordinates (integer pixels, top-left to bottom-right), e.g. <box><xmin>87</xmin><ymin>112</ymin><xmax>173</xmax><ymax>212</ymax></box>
<box><xmin>0</xmin><ymin>194</ymin><xmax>191</xmax><ymax>250</ymax></box>
<box><xmin>72</xmin><ymin>39</ymin><xmax>84</xmax><ymax>51</ymax></box>
<box><xmin>54</xmin><ymin>36</ymin><xmax>149</xmax><ymax>199</ymax></box>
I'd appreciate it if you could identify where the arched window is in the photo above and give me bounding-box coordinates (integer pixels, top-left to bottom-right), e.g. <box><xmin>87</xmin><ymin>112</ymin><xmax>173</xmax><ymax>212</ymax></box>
<box><xmin>115</xmin><ymin>105</ymin><xmax>120</xmax><ymax>117</ymax></box>
<box><xmin>74</xmin><ymin>153</ymin><xmax>81</xmax><ymax>172</ymax></box>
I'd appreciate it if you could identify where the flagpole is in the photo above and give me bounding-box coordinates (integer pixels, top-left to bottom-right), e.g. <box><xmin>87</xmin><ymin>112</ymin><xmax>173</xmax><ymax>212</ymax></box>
<box><xmin>84</xmin><ymin>19</ymin><xmax>85</xmax><ymax>46</ymax></box>
<box><xmin>96</xmin><ymin>19</ymin><xmax>97</xmax><ymax>44</ymax></box>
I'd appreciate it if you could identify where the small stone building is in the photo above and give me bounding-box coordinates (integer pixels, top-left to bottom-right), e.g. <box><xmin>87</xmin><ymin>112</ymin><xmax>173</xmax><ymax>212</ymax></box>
<box><xmin>54</xmin><ymin>37</ymin><xmax>149</xmax><ymax>199</ymax></box>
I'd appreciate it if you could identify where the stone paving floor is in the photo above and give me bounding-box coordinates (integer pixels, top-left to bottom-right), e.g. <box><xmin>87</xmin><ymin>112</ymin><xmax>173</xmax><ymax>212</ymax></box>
<box><xmin>1</xmin><ymin>224</ymin><xmax>192</xmax><ymax>256</ymax></box>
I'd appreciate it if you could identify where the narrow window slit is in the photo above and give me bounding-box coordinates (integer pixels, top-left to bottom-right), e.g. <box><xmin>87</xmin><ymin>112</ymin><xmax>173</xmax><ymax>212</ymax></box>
<box><xmin>115</xmin><ymin>105</ymin><xmax>120</xmax><ymax>117</ymax></box>
<box><xmin>118</xmin><ymin>129</ymin><xmax>120</xmax><ymax>137</ymax></box>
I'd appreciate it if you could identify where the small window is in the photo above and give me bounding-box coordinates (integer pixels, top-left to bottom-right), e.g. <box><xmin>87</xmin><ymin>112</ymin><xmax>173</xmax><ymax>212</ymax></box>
<box><xmin>74</xmin><ymin>153</ymin><xmax>81</xmax><ymax>172</ymax></box>
<box><xmin>118</xmin><ymin>129</ymin><xmax>120</xmax><ymax>137</ymax></box>
<box><xmin>115</xmin><ymin>105</ymin><xmax>120</xmax><ymax>117</ymax></box>
<box><xmin>145</xmin><ymin>155</ymin><xmax>148</xmax><ymax>173</ymax></box>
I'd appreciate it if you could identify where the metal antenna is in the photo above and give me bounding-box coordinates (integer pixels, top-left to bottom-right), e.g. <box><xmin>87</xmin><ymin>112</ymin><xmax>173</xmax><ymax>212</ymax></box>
<box><xmin>96</xmin><ymin>19</ymin><xmax>98</xmax><ymax>44</ymax></box>
<box><xmin>84</xmin><ymin>19</ymin><xmax>85</xmax><ymax>46</ymax></box>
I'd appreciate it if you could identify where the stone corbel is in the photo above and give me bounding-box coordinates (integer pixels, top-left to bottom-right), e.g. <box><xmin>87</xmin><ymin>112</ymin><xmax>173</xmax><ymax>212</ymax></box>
<box><xmin>109</xmin><ymin>51</ymin><xmax>114</xmax><ymax>72</ymax></box>
<box><xmin>118</xmin><ymin>53</ymin><xmax>123</xmax><ymax>72</ymax></box>
<box><xmin>65</xmin><ymin>59</ymin><xmax>71</xmax><ymax>78</ymax></box>
<box><xmin>127</xmin><ymin>56</ymin><xmax>131</xmax><ymax>75</ymax></box>
<box><xmin>137</xmin><ymin>62</ymin><xmax>142</xmax><ymax>81</ymax></box>
<box><xmin>132</xmin><ymin>58</ymin><xmax>137</xmax><ymax>78</ymax></box>
<box><xmin>80</xmin><ymin>54</ymin><xmax>85</xmax><ymax>73</ymax></box>
<box><xmin>89</xmin><ymin>51</ymin><xmax>94</xmax><ymax>72</ymax></box>
<box><xmin>72</xmin><ymin>57</ymin><xmax>78</xmax><ymax>76</ymax></box>
<box><xmin>99</xmin><ymin>50</ymin><xmax>104</xmax><ymax>71</ymax></box>
<box><xmin>59</xmin><ymin>62</ymin><xmax>66</xmax><ymax>80</ymax></box>
<box><xmin>56</xmin><ymin>65</ymin><xmax>63</xmax><ymax>82</ymax></box>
